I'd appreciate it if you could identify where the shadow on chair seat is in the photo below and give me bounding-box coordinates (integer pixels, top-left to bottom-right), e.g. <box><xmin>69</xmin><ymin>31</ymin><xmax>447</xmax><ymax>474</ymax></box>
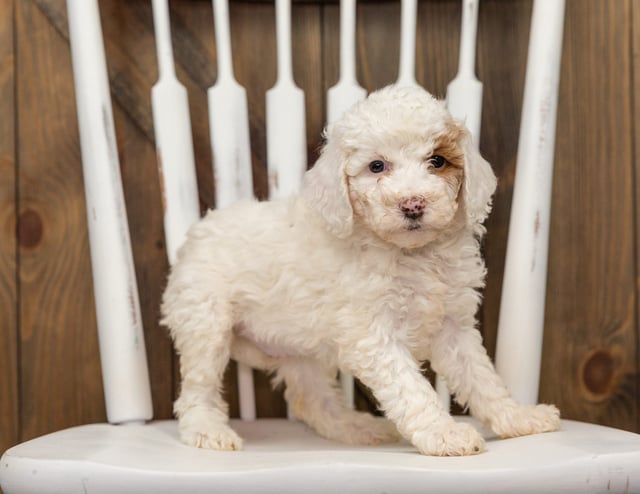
<box><xmin>2</xmin><ymin>418</ymin><xmax>639</xmax><ymax>493</ymax></box>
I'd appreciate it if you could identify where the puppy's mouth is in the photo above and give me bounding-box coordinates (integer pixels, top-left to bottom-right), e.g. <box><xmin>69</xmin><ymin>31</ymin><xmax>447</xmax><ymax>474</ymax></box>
<box><xmin>401</xmin><ymin>209</ymin><xmax>425</xmax><ymax>231</ymax></box>
<box><xmin>405</xmin><ymin>220</ymin><xmax>423</xmax><ymax>231</ymax></box>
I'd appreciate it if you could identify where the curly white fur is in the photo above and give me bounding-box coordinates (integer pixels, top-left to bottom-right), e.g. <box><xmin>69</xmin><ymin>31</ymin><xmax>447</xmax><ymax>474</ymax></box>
<box><xmin>162</xmin><ymin>85</ymin><xmax>560</xmax><ymax>456</ymax></box>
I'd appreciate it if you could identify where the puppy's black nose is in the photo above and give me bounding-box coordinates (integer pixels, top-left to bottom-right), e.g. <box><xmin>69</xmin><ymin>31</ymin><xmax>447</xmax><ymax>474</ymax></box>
<box><xmin>404</xmin><ymin>210</ymin><xmax>424</xmax><ymax>220</ymax></box>
<box><xmin>400</xmin><ymin>197</ymin><xmax>426</xmax><ymax>220</ymax></box>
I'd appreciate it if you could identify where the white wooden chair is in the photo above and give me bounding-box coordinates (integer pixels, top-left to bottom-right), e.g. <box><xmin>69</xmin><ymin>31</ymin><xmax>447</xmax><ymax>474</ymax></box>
<box><xmin>2</xmin><ymin>0</ymin><xmax>640</xmax><ymax>493</ymax></box>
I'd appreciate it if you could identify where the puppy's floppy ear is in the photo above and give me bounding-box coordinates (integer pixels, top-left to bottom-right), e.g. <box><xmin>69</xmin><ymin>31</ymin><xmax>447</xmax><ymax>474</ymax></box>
<box><xmin>301</xmin><ymin>127</ymin><xmax>353</xmax><ymax>238</ymax></box>
<box><xmin>460</xmin><ymin>130</ymin><xmax>497</xmax><ymax>229</ymax></box>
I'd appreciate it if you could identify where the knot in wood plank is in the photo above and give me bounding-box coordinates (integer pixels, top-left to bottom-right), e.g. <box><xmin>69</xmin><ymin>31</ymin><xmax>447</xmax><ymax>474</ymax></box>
<box><xmin>18</xmin><ymin>209</ymin><xmax>43</xmax><ymax>249</ymax></box>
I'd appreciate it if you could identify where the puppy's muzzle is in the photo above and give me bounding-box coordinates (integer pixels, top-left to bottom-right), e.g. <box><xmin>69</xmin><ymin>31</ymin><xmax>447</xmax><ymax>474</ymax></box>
<box><xmin>400</xmin><ymin>197</ymin><xmax>426</xmax><ymax>220</ymax></box>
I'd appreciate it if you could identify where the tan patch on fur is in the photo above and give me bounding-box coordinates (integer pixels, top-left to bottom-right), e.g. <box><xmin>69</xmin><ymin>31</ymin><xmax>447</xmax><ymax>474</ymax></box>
<box><xmin>431</xmin><ymin>123</ymin><xmax>466</xmax><ymax>169</ymax></box>
<box><xmin>431</xmin><ymin>123</ymin><xmax>466</xmax><ymax>192</ymax></box>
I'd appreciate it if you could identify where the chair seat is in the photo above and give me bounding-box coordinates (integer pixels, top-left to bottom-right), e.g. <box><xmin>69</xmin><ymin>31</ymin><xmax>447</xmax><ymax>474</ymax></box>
<box><xmin>1</xmin><ymin>417</ymin><xmax>639</xmax><ymax>494</ymax></box>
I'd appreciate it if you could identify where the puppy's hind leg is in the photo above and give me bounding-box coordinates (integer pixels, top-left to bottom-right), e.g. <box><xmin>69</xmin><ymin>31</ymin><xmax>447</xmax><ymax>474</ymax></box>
<box><xmin>276</xmin><ymin>359</ymin><xmax>400</xmax><ymax>446</ymax></box>
<box><xmin>162</xmin><ymin>292</ymin><xmax>242</xmax><ymax>451</ymax></box>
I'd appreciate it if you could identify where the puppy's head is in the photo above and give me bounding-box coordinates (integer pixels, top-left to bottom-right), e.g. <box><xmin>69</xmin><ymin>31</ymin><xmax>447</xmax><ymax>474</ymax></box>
<box><xmin>302</xmin><ymin>85</ymin><xmax>497</xmax><ymax>248</ymax></box>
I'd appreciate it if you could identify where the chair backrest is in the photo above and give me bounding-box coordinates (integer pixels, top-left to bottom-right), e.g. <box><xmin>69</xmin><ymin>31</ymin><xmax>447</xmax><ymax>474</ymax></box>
<box><xmin>65</xmin><ymin>0</ymin><xmax>564</xmax><ymax>424</ymax></box>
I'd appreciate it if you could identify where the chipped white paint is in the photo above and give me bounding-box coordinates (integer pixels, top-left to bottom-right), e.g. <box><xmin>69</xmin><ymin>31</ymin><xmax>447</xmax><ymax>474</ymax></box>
<box><xmin>266</xmin><ymin>0</ymin><xmax>307</xmax><ymax>199</ymax></box>
<box><xmin>495</xmin><ymin>0</ymin><xmax>566</xmax><ymax>405</ymax></box>
<box><xmin>209</xmin><ymin>0</ymin><xmax>256</xmax><ymax>421</ymax></box>
<box><xmin>396</xmin><ymin>0</ymin><xmax>418</xmax><ymax>88</ymax></box>
<box><xmin>67</xmin><ymin>0</ymin><xmax>152</xmax><ymax>424</ymax></box>
<box><xmin>151</xmin><ymin>0</ymin><xmax>201</xmax><ymax>266</ymax></box>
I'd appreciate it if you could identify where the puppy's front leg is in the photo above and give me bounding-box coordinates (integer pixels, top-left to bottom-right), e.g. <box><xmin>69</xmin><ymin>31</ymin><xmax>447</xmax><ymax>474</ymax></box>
<box><xmin>342</xmin><ymin>331</ymin><xmax>485</xmax><ymax>456</ymax></box>
<box><xmin>430</xmin><ymin>318</ymin><xmax>560</xmax><ymax>438</ymax></box>
<box><xmin>163</xmin><ymin>293</ymin><xmax>242</xmax><ymax>451</ymax></box>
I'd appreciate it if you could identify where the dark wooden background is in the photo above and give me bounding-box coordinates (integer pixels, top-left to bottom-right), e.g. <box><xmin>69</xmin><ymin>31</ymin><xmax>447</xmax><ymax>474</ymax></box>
<box><xmin>1</xmin><ymin>0</ymin><xmax>639</xmax><ymax>458</ymax></box>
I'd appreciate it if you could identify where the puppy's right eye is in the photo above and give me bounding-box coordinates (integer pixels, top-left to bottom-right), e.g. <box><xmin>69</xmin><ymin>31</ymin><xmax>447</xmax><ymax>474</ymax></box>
<box><xmin>368</xmin><ymin>160</ymin><xmax>387</xmax><ymax>173</ymax></box>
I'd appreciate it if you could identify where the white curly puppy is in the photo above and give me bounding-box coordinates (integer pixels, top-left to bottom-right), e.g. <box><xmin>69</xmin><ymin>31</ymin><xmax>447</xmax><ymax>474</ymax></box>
<box><xmin>162</xmin><ymin>85</ymin><xmax>560</xmax><ymax>456</ymax></box>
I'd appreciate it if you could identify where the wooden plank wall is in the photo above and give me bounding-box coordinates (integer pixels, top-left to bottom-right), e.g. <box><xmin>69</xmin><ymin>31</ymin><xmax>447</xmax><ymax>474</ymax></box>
<box><xmin>0</xmin><ymin>0</ymin><xmax>18</xmax><ymax>460</ymax></box>
<box><xmin>1</xmin><ymin>0</ymin><xmax>639</xmax><ymax>456</ymax></box>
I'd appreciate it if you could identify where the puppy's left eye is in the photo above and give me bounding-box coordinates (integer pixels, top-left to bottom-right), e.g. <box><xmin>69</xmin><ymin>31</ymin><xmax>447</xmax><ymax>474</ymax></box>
<box><xmin>368</xmin><ymin>160</ymin><xmax>387</xmax><ymax>174</ymax></box>
<box><xmin>427</xmin><ymin>155</ymin><xmax>447</xmax><ymax>169</ymax></box>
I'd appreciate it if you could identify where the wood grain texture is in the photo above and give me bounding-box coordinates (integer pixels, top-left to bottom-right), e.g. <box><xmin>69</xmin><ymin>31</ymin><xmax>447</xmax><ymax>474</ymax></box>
<box><xmin>633</xmin><ymin>0</ymin><xmax>640</xmax><ymax>434</ymax></box>
<box><xmin>99</xmin><ymin>2</ymin><xmax>181</xmax><ymax>421</ymax></box>
<box><xmin>16</xmin><ymin>0</ymin><xmax>105</xmax><ymax>439</ymax></box>
<box><xmin>0</xmin><ymin>0</ymin><xmax>19</xmax><ymax>455</ymax></box>
<box><xmin>3</xmin><ymin>0</ymin><xmax>639</xmax><ymax>446</ymax></box>
<box><xmin>474</xmin><ymin>0</ymin><xmax>531</xmax><ymax>359</ymax></box>
<box><xmin>539</xmin><ymin>0</ymin><xmax>638</xmax><ymax>431</ymax></box>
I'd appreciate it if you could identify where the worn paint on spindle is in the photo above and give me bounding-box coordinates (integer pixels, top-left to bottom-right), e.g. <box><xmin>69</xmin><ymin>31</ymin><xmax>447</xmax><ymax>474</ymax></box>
<box><xmin>235</xmin><ymin>148</ymin><xmax>244</xmax><ymax>197</ymax></box>
<box><xmin>102</xmin><ymin>105</ymin><xmax>118</xmax><ymax>170</ymax></box>
<box><xmin>156</xmin><ymin>151</ymin><xmax>167</xmax><ymax>215</ymax></box>
<box><xmin>534</xmin><ymin>210</ymin><xmax>541</xmax><ymax>236</ymax></box>
<box><xmin>269</xmin><ymin>170</ymin><xmax>279</xmax><ymax>193</ymax></box>
<box><xmin>101</xmin><ymin>103</ymin><xmax>142</xmax><ymax>347</ymax></box>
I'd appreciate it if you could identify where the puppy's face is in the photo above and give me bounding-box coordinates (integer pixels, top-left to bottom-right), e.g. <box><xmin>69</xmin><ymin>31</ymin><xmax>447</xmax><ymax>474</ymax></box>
<box><xmin>345</xmin><ymin>123</ymin><xmax>465</xmax><ymax>249</ymax></box>
<box><xmin>302</xmin><ymin>85</ymin><xmax>497</xmax><ymax>247</ymax></box>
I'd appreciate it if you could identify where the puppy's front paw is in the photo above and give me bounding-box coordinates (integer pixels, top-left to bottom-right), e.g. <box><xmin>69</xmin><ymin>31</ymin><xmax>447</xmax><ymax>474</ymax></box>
<box><xmin>492</xmin><ymin>403</ymin><xmax>561</xmax><ymax>438</ymax></box>
<box><xmin>178</xmin><ymin>407</ymin><xmax>243</xmax><ymax>451</ymax></box>
<box><xmin>412</xmin><ymin>421</ymin><xmax>485</xmax><ymax>456</ymax></box>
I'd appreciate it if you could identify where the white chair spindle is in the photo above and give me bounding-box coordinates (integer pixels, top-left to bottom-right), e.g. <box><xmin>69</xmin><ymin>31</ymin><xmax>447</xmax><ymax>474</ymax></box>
<box><xmin>447</xmin><ymin>0</ymin><xmax>482</xmax><ymax>143</ymax></box>
<box><xmin>209</xmin><ymin>0</ymin><xmax>254</xmax><ymax>208</ymax></box>
<box><xmin>327</xmin><ymin>0</ymin><xmax>366</xmax><ymax>125</ymax></box>
<box><xmin>266</xmin><ymin>0</ymin><xmax>307</xmax><ymax>199</ymax></box>
<box><xmin>151</xmin><ymin>0</ymin><xmax>201</xmax><ymax>265</ymax></box>
<box><xmin>209</xmin><ymin>0</ymin><xmax>257</xmax><ymax>421</ymax></box>
<box><xmin>67</xmin><ymin>0</ymin><xmax>153</xmax><ymax>424</ymax></box>
<box><xmin>495</xmin><ymin>0</ymin><xmax>566</xmax><ymax>405</ymax></box>
<box><xmin>396</xmin><ymin>0</ymin><xmax>418</xmax><ymax>87</ymax></box>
